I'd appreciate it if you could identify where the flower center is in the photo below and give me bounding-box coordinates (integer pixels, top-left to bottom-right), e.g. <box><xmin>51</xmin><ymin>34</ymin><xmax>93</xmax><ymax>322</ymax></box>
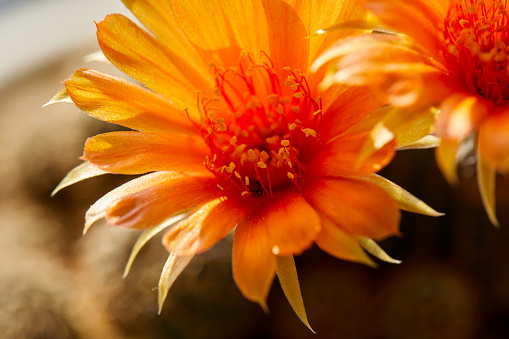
<box><xmin>189</xmin><ymin>52</ymin><xmax>323</xmax><ymax>198</ymax></box>
<box><xmin>443</xmin><ymin>0</ymin><xmax>509</xmax><ymax>105</ymax></box>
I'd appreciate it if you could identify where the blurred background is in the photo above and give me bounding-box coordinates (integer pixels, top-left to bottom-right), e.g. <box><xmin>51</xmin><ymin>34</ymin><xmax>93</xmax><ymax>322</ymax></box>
<box><xmin>1</xmin><ymin>0</ymin><xmax>509</xmax><ymax>338</ymax></box>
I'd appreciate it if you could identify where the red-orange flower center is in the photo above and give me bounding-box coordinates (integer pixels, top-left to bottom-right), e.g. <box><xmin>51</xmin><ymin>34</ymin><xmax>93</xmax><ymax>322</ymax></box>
<box><xmin>189</xmin><ymin>52</ymin><xmax>324</xmax><ymax>198</ymax></box>
<box><xmin>443</xmin><ymin>0</ymin><xmax>509</xmax><ymax>105</ymax></box>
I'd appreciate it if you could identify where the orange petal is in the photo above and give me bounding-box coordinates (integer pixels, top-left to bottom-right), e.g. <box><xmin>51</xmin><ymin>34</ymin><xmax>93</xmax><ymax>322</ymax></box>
<box><xmin>321</xmin><ymin>86</ymin><xmax>387</xmax><ymax>141</ymax></box>
<box><xmin>308</xmin><ymin>132</ymin><xmax>395</xmax><ymax>177</ymax></box>
<box><xmin>476</xmin><ymin>110</ymin><xmax>509</xmax><ymax>173</ymax></box>
<box><xmin>436</xmin><ymin>94</ymin><xmax>488</xmax><ymax>140</ymax></box>
<box><xmin>364</xmin><ymin>0</ymin><xmax>444</xmax><ymax>57</ymax></box>
<box><xmin>306</xmin><ymin>0</ymin><xmax>370</xmax><ymax>71</ymax></box>
<box><xmin>105</xmin><ymin>172</ymin><xmax>219</xmax><ymax>229</ymax></box>
<box><xmin>170</xmin><ymin>0</ymin><xmax>243</xmax><ymax>67</ymax></box>
<box><xmin>315</xmin><ymin>213</ymin><xmax>375</xmax><ymax>266</ymax></box>
<box><xmin>96</xmin><ymin>14</ymin><xmax>213</xmax><ymax>108</ymax></box>
<box><xmin>217</xmin><ymin>0</ymin><xmax>270</xmax><ymax>54</ymax></box>
<box><xmin>83</xmin><ymin>131</ymin><xmax>208</xmax><ymax>174</ymax></box>
<box><xmin>261</xmin><ymin>0</ymin><xmax>309</xmax><ymax>75</ymax></box>
<box><xmin>260</xmin><ymin>191</ymin><xmax>321</xmax><ymax>256</ymax></box>
<box><xmin>302</xmin><ymin>177</ymin><xmax>401</xmax><ymax>240</ymax></box>
<box><xmin>120</xmin><ymin>0</ymin><xmax>204</xmax><ymax>71</ymax></box>
<box><xmin>84</xmin><ymin>172</ymin><xmax>198</xmax><ymax>231</ymax></box>
<box><xmin>163</xmin><ymin>196</ymin><xmax>252</xmax><ymax>255</ymax></box>
<box><xmin>64</xmin><ymin>68</ymin><xmax>197</xmax><ymax>134</ymax></box>
<box><xmin>232</xmin><ymin>209</ymin><xmax>275</xmax><ymax>311</ymax></box>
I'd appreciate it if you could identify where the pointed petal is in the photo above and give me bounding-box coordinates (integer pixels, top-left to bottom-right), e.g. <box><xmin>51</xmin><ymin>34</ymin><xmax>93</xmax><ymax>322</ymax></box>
<box><xmin>105</xmin><ymin>173</ymin><xmax>219</xmax><ymax>230</ymax></box>
<box><xmin>358</xmin><ymin>237</ymin><xmax>401</xmax><ymax>264</ymax></box>
<box><xmin>275</xmin><ymin>255</ymin><xmax>314</xmax><ymax>333</ymax></box>
<box><xmin>232</xmin><ymin>213</ymin><xmax>275</xmax><ymax>311</ymax></box>
<box><xmin>123</xmin><ymin>214</ymin><xmax>187</xmax><ymax>278</ymax></box>
<box><xmin>158</xmin><ymin>253</ymin><xmax>194</xmax><ymax>314</ymax></box>
<box><xmin>64</xmin><ymin>68</ymin><xmax>197</xmax><ymax>134</ymax></box>
<box><xmin>163</xmin><ymin>197</ymin><xmax>251</xmax><ymax>255</ymax></box>
<box><xmin>477</xmin><ymin>136</ymin><xmax>500</xmax><ymax>227</ymax></box>
<box><xmin>83</xmin><ymin>132</ymin><xmax>208</xmax><ymax>174</ymax></box>
<box><xmin>362</xmin><ymin>174</ymin><xmax>443</xmax><ymax>217</ymax></box>
<box><xmin>52</xmin><ymin>161</ymin><xmax>107</xmax><ymax>196</ymax></box>
<box><xmin>397</xmin><ymin>135</ymin><xmax>441</xmax><ymax>150</ymax></box>
<box><xmin>261</xmin><ymin>192</ymin><xmax>321</xmax><ymax>256</ymax></box>
<box><xmin>303</xmin><ymin>177</ymin><xmax>401</xmax><ymax>240</ymax></box>
<box><xmin>309</xmin><ymin>132</ymin><xmax>395</xmax><ymax>177</ymax></box>
<box><xmin>435</xmin><ymin>137</ymin><xmax>460</xmax><ymax>185</ymax></box>
<box><xmin>43</xmin><ymin>88</ymin><xmax>72</xmax><ymax>107</ymax></box>
<box><xmin>315</xmin><ymin>213</ymin><xmax>375</xmax><ymax>267</ymax></box>
<box><xmin>84</xmin><ymin>171</ymin><xmax>178</xmax><ymax>233</ymax></box>
<box><xmin>96</xmin><ymin>14</ymin><xmax>213</xmax><ymax>107</ymax></box>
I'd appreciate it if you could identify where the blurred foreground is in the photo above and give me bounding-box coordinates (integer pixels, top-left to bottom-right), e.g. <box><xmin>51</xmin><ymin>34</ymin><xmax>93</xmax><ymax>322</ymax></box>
<box><xmin>1</xmin><ymin>48</ymin><xmax>509</xmax><ymax>339</ymax></box>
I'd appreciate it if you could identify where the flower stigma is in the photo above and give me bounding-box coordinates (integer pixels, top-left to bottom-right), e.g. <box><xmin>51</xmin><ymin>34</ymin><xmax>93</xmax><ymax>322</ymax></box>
<box><xmin>189</xmin><ymin>52</ymin><xmax>324</xmax><ymax>198</ymax></box>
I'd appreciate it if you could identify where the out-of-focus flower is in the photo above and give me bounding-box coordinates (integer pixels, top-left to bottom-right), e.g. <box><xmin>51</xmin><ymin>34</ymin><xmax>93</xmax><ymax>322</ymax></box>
<box><xmin>312</xmin><ymin>0</ymin><xmax>509</xmax><ymax>226</ymax></box>
<box><xmin>49</xmin><ymin>0</ymin><xmax>440</xmax><ymax>329</ymax></box>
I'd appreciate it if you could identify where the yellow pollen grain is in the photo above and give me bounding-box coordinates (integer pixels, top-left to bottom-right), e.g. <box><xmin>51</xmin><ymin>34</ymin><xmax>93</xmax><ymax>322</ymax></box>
<box><xmin>284</xmin><ymin>76</ymin><xmax>295</xmax><ymax>87</ymax></box>
<box><xmin>291</xmin><ymin>106</ymin><xmax>300</xmax><ymax>114</ymax></box>
<box><xmin>245</xmin><ymin>176</ymin><xmax>250</xmax><ymax>186</ymax></box>
<box><xmin>241</xmin><ymin>130</ymin><xmax>249</xmax><ymax>138</ymax></box>
<box><xmin>260</xmin><ymin>151</ymin><xmax>269</xmax><ymax>162</ymax></box>
<box><xmin>294</xmin><ymin>92</ymin><xmax>303</xmax><ymax>98</ymax></box>
<box><xmin>218</xmin><ymin>123</ymin><xmax>227</xmax><ymax>132</ymax></box>
<box><xmin>302</xmin><ymin>128</ymin><xmax>317</xmax><ymax>137</ymax></box>
<box><xmin>287</xmin><ymin>161</ymin><xmax>293</xmax><ymax>168</ymax></box>
<box><xmin>287</xmin><ymin>172</ymin><xmax>295</xmax><ymax>180</ymax></box>
<box><xmin>213</xmin><ymin>154</ymin><xmax>217</xmax><ymax>162</ymax></box>
<box><xmin>288</xmin><ymin>123</ymin><xmax>296</xmax><ymax>130</ymax></box>
<box><xmin>257</xmin><ymin>161</ymin><xmax>267</xmax><ymax>169</ymax></box>
<box><xmin>248</xmin><ymin>149</ymin><xmax>257</xmax><ymax>162</ymax></box>
<box><xmin>217</xmin><ymin>184</ymin><xmax>224</xmax><ymax>190</ymax></box>
<box><xmin>266</xmin><ymin>135</ymin><xmax>279</xmax><ymax>144</ymax></box>
<box><xmin>230</xmin><ymin>136</ymin><xmax>237</xmax><ymax>145</ymax></box>
<box><xmin>234</xmin><ymin>171</ymin><xmax>242</xmax><ymax>179</ymax></box>
<box><xmin>236</xmin><ymin>144</ymin><xmax>247</xmax><ymax>153</ymax></box>
<box><xmin>209</xmin><ymin>112</ymin><xmax>216</xmax><ymax>121</ymax></box>
<box><xmin>313</xmin><ymin>109</ymin><xmax>322</xmax><ymax>116</ymax></box>
<box><xmin>281</xmin><ymin>139</ymin><xmax>290</xmax><ymax>147</ymax></box>
<box><xmin>241</xmin><ymin>191</ymin><xmax>249</xmax><ymax>197</ymax></box>
<box><xmin>216</xmin><ymin>118</ymin><xmax>224</xmax><ymax>124</ymax></box>
<box><xmin>283</xmin><ymin>66</ymin><xmax>292</xmax><ymax>71</ymax></box>
<box><xmin>276</xmin><ymin>104</ymin><xmax>284</xmax><ymax>115</ymax></box>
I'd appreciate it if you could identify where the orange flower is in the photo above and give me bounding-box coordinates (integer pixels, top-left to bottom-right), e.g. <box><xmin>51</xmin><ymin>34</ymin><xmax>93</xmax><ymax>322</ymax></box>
<box><xmin>50</xmin><ymin>0</ymin><xmax>440</xmax><ymax>328</ymax></box>
<box><xmin>313</xmin><ymin>0</ymin><xmax>509</xmax><ymax>226</ymax></box>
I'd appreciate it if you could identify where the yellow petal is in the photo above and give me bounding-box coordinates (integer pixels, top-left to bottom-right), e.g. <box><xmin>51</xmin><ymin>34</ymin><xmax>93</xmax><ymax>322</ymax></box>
<box><xmin>396</xmin><ymin>135</ymin><xmax>441</xmax><ymax>150</ymax></box>
<box><xmin>435</xmin><ymin>137</ymin><xmax>460</xmax><ymax>185</ymax></box>
<box><xmin>96</xmin><ymin>14</ymin><xmax>213</xmax><ymax>108</ymax></box>
<box><xmin>123</xmin><ymin>214</ymin><xmax>187</xmax><ymax>279</ymax></box>
<box><xmin>158</xmin><ymin>253</ymin><xmax>194</xmax><ymax>314</ymax></box>
<box><xmin>358</xmin><ymin>237</ymin><xmax>401</xmax><ymax>264</ymax></box>
<box><xmin>362</xmin><ymin>174</ymin><xmax>443</xmax><ymax>217</ymax></box>
<box><xmin>43</xmin><ymin>88</ymin><xmax>72</xmax><ymax>107</ymax></box>
<box><xmin>476</xmin><ymin>138</ymin><xmax>500</xmax><ymax>227</ymax></box>
<box><xmin>51</xmin><ymin>161</ymin><xmax>107</xmax><ymax>196</ymax></box>
<box><xmin>275</xmin><ymin>255</ymin><xmax>314</xmax><ymax>333</ymax></box>
<box><xmin>64</xmin><ymin>68</ymin><xmax>198</xmax><ymax>134</ymax></box>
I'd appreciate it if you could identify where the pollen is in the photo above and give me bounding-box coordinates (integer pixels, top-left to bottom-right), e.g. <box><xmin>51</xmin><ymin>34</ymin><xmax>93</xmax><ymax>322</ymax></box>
<box><xmin>193</xmin><ymin>51</ymin><xmax>324</xmax><ymax>197</ymax></box>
